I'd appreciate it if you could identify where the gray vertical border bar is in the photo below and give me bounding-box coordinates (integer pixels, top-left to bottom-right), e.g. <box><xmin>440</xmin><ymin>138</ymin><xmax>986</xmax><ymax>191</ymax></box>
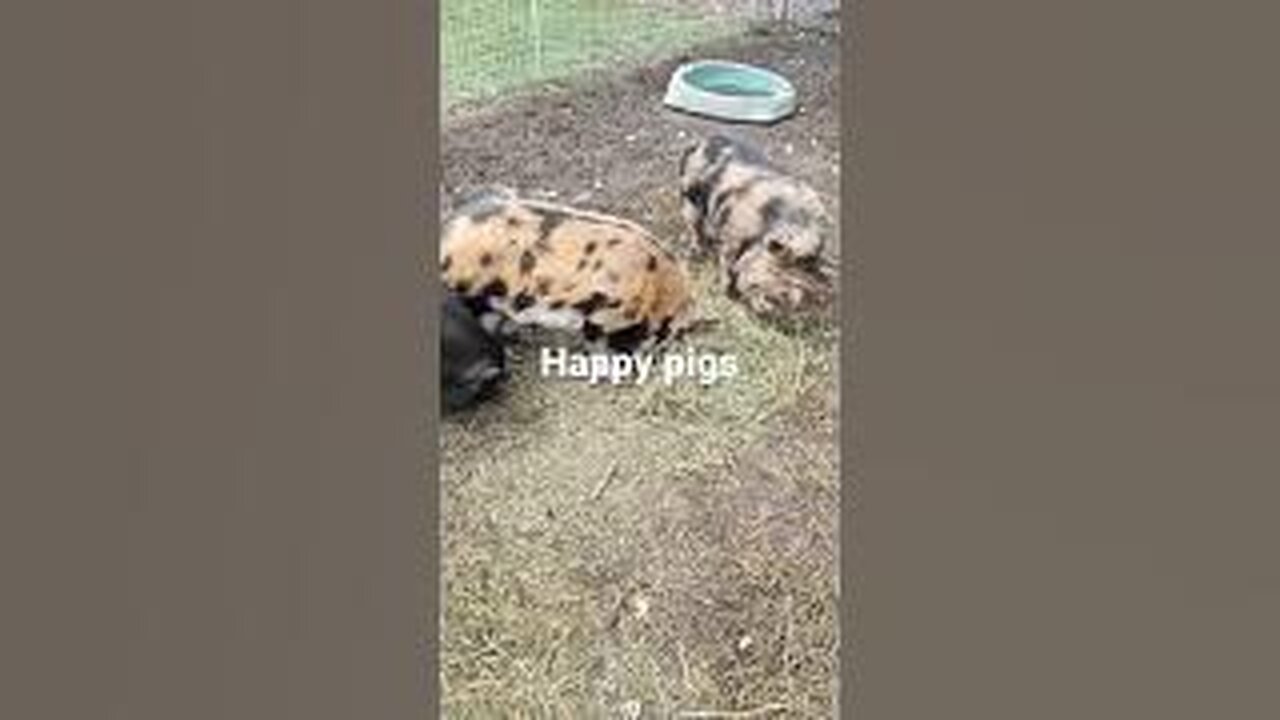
<box><xmin>2</xmin><ymin>0</ymin><xmax>436</xmax><ymax>717</ymax></box>
<box><xmin>422</xmin><ymin>0</ymin><xmax>442</xmax><ymax>715</ymax></box>
<box><xmin>856</xmin><ymin>0</ymin><xmax>1280</xmax><ymax>717</ymax></box>
<box><xmin>840</xmin><ymin>1</ymin><xmax>862</xmax><ymax>717</ymax></box>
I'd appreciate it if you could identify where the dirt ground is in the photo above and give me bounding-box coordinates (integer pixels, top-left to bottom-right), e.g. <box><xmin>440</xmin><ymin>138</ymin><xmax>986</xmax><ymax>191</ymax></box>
<box><xmin>440</xmin><ymin>19</ymin><xmax>841</xmax><ymax>718</ymax></box>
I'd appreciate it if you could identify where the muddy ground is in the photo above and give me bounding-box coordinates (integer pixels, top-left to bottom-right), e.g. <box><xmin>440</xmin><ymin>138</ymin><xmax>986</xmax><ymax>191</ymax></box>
<box><xmin>440</xmin><ymin>19</ymin><xmax>842</xmax><ymax>719</ymax></box>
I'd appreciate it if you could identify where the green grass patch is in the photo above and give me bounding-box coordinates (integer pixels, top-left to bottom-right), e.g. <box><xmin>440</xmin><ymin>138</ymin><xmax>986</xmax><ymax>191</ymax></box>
<box><xmin>444</xmin><ymin>0</ymin><xmax>749</xmax><ymax>104</ymax></box>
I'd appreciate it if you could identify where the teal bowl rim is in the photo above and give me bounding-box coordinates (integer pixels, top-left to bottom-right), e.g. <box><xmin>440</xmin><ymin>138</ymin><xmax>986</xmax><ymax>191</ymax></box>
<box><xmin>662</xmin><ymin>59</ymin><xmax>797</xmax><ymax>124</ymax></box>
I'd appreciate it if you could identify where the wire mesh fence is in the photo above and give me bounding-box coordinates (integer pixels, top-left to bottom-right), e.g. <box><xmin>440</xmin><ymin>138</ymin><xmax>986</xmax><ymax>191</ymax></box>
<box><xmin>443</xmin><ymin>0</ymin><xmax>838</xmax><ymax>106</ymax></box>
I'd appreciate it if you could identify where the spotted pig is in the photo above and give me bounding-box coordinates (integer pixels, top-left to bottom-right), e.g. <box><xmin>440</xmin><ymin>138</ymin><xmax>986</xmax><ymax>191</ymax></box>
<box><xmin>678</xmin><ymin>134</ymin><xmax>835</xmax><ymax>317</ymax></box>
<box><xmin>440</xmin><ymin>188</ymin><xmax>697</xmax><ymax>353</ymax></box>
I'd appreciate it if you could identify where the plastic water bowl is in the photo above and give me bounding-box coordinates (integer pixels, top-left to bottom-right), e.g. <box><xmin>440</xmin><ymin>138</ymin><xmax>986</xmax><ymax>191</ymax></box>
<box><xmin>662</xmin><ymin>60</ymin><xmax>797</xmax><ymax>124</ymax></box>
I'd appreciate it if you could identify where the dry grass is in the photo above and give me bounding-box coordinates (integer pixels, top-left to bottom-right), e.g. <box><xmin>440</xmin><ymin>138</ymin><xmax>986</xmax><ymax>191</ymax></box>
<box><xmin>441</xmin><ymin>260</ymin><xmax>838</xmax><ymax>717</ymax></box>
